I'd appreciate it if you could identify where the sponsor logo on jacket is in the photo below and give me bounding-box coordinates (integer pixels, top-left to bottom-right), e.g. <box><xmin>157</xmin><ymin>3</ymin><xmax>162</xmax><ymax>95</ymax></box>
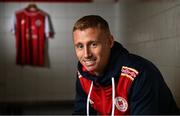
<box><xmin>121</xmin><ymin>66</ymin><xmax>139</xmax><ymax>81</ymax></box>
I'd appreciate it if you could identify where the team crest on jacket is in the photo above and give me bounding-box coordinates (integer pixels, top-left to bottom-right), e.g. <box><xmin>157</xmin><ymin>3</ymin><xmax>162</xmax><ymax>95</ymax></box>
<box><xmin>115</xmin><ymin>96</ymin><xmax>128</xmax><ymax>112</ymax></box>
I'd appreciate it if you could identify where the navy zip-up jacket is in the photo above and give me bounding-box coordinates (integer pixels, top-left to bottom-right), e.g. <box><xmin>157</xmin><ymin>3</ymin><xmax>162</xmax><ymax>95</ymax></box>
<box><xmin>73</xmin><ymin>41</ymin><xmax>179</xmax><ymax>115</ymax></box>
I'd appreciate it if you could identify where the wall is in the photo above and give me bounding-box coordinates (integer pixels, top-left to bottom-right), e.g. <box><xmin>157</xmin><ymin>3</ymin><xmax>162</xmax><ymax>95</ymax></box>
<box><xmin>0</xmin><ymin>1</ymin><xmax>118</xmax><ymax>102</ymax></box>
<box><xmin>118</xmin><ymin>0</ymin><xmax>180</xmax><ymax>107</ymax></box>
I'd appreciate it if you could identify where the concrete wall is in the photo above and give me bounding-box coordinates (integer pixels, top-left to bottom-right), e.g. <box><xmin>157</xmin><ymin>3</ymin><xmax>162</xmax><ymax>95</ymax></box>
<box><xmin>118</xmin><ymin>0</ymin><xmax>180</xmax><ymax>107</ymax></box>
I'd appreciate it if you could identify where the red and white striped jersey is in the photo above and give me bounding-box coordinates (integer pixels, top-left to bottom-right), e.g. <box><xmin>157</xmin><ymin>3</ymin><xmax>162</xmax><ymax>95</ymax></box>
<box><xmin>11</xmin><ymin>8</ymin><xmax>53</xmax><ymax>66</ymax></box>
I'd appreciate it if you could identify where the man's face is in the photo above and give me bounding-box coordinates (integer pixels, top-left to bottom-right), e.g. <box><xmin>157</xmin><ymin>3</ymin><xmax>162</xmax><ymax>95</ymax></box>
<box><xmin>73</xmin><ymin>27</ymin><xmax>114</xmax><ymax>76</ymax></box>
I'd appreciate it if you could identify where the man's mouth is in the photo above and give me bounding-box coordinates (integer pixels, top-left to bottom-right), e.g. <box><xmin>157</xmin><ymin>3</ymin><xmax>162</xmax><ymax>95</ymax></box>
<box><xmin>83</xmin><ymin>58</ymin><xmax>96</xmax><ymax>66</ymax></box>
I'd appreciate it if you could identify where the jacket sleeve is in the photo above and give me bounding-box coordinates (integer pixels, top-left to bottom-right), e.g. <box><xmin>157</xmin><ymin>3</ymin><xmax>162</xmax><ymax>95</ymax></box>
<box><xmin>72</xmin><ymin>76</ymin><xmax>97</xmax><ymax>115</ymax></box>
<box><xmin>128</xmin><ymin>63</ymin><xmax>179</xmax><ymax>115</ymax></box>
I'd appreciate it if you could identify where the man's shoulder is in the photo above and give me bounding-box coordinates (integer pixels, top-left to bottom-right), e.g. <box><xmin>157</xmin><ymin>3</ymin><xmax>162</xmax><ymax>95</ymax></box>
<box><xmin>124</xmin><ymin>53</ymin><xmax>157</xmax><ymax>71</ymax></box>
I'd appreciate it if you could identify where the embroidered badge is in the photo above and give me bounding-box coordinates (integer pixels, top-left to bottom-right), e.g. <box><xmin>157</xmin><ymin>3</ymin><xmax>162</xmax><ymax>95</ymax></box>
<box><xmin>115</xmin><ymin>96</ymin><xmax>128</xmax><ymax>112</ymax></box>
<box><xmin>35</xmin><ymin>19</ymin><xmax>41</xmax><ymax>27</ymax></box>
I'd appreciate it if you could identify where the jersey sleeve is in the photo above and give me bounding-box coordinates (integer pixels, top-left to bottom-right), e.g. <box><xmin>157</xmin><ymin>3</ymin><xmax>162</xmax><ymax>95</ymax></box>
<box><xmin>44</xmin><ymin>15</ymin><xmax>54</xmax><ymax>38</ymax></box>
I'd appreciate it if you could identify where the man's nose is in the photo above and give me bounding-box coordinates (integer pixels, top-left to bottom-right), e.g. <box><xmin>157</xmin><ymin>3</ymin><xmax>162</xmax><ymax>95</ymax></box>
<box><xmin>84</xmin><ymin>47</ymin><xmax>92</xmax><ymax>58</ymax></box>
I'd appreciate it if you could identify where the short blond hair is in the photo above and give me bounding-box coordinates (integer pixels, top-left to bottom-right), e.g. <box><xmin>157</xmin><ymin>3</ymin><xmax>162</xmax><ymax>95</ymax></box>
<box><xmin>73</xmin><ymin>15</ymin><xmax>110</xmax><ymax>33</ymax></box>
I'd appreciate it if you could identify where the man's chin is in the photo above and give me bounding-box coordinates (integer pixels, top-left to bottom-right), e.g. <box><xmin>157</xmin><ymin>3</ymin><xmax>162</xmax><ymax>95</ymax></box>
<box><xmin>86</xmin><ymin>67</ymin><xmax>96</xmax><ymax>72</ymax></box>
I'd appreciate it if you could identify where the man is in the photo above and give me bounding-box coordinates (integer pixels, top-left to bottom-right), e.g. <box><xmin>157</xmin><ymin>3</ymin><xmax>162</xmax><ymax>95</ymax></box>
<box><xmin>72</xmin><ymin>15</ymin><xmax>179</xmax><ymax>115</ymax></box>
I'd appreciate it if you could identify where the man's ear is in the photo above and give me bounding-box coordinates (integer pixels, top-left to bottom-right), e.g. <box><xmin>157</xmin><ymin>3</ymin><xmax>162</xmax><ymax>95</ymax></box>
<box><xmin>109</xmin><ymin>34</ymin><xmax>114</xmax><ymax>48</ymax></box>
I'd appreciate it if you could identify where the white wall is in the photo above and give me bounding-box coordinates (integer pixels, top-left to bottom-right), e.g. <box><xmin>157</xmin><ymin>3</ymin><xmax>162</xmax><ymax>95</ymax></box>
<box><xmin>118</xmin><ymin>0</ymin><xmax>180</xmax><ymax>107</ymax></box>
<box><xmin>0</xmin><ymin>1</ymin><xmax>118</xmax><ymax>102</ymax></box>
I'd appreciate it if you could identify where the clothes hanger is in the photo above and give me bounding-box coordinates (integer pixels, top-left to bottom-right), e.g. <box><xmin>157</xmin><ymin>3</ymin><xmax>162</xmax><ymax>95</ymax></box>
<box><xmin>26</xmin><ymin>3</ymin><xmax>38</xmax><ymax>11</ymax></box>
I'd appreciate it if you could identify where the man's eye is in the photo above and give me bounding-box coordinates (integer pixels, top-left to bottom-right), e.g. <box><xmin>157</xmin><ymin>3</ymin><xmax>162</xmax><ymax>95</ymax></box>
<box><xmin>91</xmin><ymin>43</ymin><xmax>97</xmax><ymax>48</ymax></box>
<box><xmin>76</xmin><ymin>44</ymin><xmax>83</xmax><ymax>49</ymax></box>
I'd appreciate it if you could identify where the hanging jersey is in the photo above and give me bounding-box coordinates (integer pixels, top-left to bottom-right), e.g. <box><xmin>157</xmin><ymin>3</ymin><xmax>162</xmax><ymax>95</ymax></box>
<box><xmin>11</xmin><ymin>8</ymin><xmax>52</xmax><ymax>66</ymax></box>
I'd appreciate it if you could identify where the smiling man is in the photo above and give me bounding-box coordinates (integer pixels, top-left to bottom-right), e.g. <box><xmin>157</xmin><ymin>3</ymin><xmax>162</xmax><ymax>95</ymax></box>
<box><xmin>72</xmin><ymin>15</ymin><xmax>179</xmax><ymax>115</ymax></box>
<box><xmin>73</xmin><ymin>25</ymin><xmax>113</xmax><ymax>76</ymax></box>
